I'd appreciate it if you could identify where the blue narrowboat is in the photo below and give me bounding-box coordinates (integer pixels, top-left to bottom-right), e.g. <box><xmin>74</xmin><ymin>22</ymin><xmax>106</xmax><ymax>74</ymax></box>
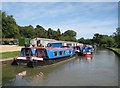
<box><xmin>11</xmin><ymin>43</ymin><xmax>75</xmax><ymax>67</ymax></box>
<box><xmin>82</xmin><ymin>46</ymin><xmax>94</xmax><ymax>57</ymax></box>
<box><xmin>74</xmin><ymin>45</ymin><xmax>95</xmax><ymax>57</ymax></box>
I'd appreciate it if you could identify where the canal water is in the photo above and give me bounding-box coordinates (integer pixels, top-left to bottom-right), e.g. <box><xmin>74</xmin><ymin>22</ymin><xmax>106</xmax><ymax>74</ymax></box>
<box><xmin>2</xmin><ymin>48</ymin><xmax>119</xmax><ymax>86</ymax></box>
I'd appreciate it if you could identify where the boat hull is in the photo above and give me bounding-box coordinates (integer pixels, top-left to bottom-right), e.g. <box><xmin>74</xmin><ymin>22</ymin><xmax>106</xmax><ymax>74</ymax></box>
<box><xmin>12</xmin><ymin>55</ymin><xmax>75</xmax><ymax>67</ymax></box>
<box><xmin>11</xmin><ymin>46</ymin><xmax>75</xmax><ymax>67</ymax></box>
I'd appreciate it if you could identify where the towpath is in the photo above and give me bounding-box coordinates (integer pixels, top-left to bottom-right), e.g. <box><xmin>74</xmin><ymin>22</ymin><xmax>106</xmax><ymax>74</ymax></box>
<box><xmin>0</xmin><ymin>58</ymin><xmax>13</xmax><ymax>62</ymax></box>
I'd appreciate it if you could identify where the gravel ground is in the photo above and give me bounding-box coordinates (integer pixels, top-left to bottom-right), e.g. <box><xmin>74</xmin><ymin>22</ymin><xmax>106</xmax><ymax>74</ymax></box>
<box><xmin>0</xmin><ymin>45</ymin><xmax>23</xmax><ymax>53</ymax></box>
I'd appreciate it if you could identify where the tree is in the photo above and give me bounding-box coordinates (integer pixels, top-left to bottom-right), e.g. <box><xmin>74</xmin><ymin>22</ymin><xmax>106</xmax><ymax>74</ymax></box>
<box><xmin>34</xmin><ymin>25</ymin><xmax>48</xmax><ymax>38</ymax></box>
<box><xmin>1</xmin><ymin>11</ymin><xmax>79</xmax><ymax>42</ymax></box>
<box><xmin>59</xmin><ymin>35</ymin><xmax>77</xmax><ymax>42</ymax></box>
<box><xmin>78</xmin><ymin>37</ymin><xmax>85</xmax><ymax>43</ymax></box>
<box><xmin>114</xmin><ymin>27</ymin><xmax>120</xmax><ymax>47</ymax></box>
<box><xmin>47</xmin><ymin>28</ymin><xmax>59</xmax><ymax>39</ymax></box>
<box><xmin>2</xmin><ymin>11</ymin><xmax>19</xmax><ymax>38</ymax></box>
<box><xmin>56</xmin><ymin>28</ymin><xmax>61</xmax><ymax>40</ymax></box>
<box><xmin>63</xmin><ymin>30</ymin><xmax>76</xmax><ymax>37</ymax></box>
<box><xmin>106</xmin><ymin>36</ymin><xmax>115</xmax><ymax>47</ymax></box>
<box><xmin>47</xmin><ymin>28</ymin><xmax>54</xmax><ymax>39</ymax></box>
<box><xmin>78</xmin><ymin>37</ymin><xmax>93</xmax><ymax>45</ymax></box>
<box><xmin>19</xmin><ymin>25</ymin><xmax>35</xmax><ymax>38</ymax></box>
<box><xmin>93</xmin><ymin>33</ymin><xmax>103</xmax><ymax>46</ymax></box>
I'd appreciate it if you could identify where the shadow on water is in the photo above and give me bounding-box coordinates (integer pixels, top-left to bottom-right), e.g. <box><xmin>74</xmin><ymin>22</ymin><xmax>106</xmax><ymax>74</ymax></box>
<box><xmin>2</xmin><ymin>48</ymin><xmax>119</xmax><ymax>86</ymax></box>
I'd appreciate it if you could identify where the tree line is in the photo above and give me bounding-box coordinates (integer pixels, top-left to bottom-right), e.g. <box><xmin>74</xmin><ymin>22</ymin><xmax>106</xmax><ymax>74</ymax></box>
<box><xmin>1</xmin><ymin>11</ymin><xmax>120</xmax><ymax>48</ymax></box>
<box><xmin>78</xmin><ymin>29</ymin><xmax>120</xmax><ymax>48</ymax></box>
<box><xmin>1</xmin><ymin>11</ymin><xmax>77</xmax><ymax>42</ymax></box>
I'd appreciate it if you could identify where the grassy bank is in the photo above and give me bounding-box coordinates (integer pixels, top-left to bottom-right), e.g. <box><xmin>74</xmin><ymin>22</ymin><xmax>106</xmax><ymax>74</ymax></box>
<box><xmin>0</xmin><ymin>51</ymin><xmax>20</xmax><ymax>59</ymax></box>
<box><xmin>108</xmin><ymin>47</ymin><xmax>120</xmax><ymax>56</ymax></box>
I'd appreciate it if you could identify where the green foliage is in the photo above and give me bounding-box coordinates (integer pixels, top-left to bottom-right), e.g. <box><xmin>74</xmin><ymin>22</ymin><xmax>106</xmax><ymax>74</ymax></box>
<box><xmin>34</xmin><ymin>25</ymin><xmax>48</xmax><ymax>38</ymax></box>
<box><xmin>78</xmin><ymin>37</ymin><xmax>85</xmax><ymax>43</ymax></box>
<box><xmin>2</xmin><ymin>11</ymin><xmax>78</xmax><ymax>42</ymax></box>
<box><xmin>59</xmin><ymin>35</ymin><xmax>77</xmax><ymax>42</ymax></box>
<box><xmin>2</xmin><ymin>11</ymin><xmax>19</xmax><ymax>38</ymax></box>
<box><xmin>63</xmin><ymin>30</ymin><xmax>76</xmax><ymax>37</ymax></box>
<box><xmin>47</xmin><ymin>28</ymin><xmax>58</xmax><ymax>39</ymax></box>
<box><xmin>93</xmin><ymin>33</ymin><xmax>102</xmax><ymax>44</ymax></box>
<box><xmin>58</xmin><ymin>30</ymin><xmax>77</xmax><ymax>42</ymax></box>
<box><xmin>115</xmin><ymin>27</ymin><xmax>120</xmax><ymax>47</ymax></box>
<box><xmin>92</xmin><ymin>33</ymin><xmax>115</xmax><ymax>47</ymax></box>
<box><xmin>78</xmin><ymin>37</ymin><xmax>93</xmax><ymax>45</ymax></box>
<box><xmin>111</xmin><ymin>48</ymin><xmax>120</xmax><ymax>54</ymax></box>
<box><xmin>78</xmin><ymin>33</ymin><xmax>116</xmax><ymax>48</ymax></box>
<box><xmin>19</xmin><ymin>25</ymin><xmax>35</xmax><ymax>38</ymax></box>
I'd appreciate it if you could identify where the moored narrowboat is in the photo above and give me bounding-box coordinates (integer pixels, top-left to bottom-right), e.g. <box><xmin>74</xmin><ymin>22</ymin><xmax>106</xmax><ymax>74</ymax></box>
<box><xmin>74</xmin><ymin>45</ymin><xmax>95</xmax><ymax>57</ymax></box>
<box><xmin>11</xmin><ymin>43</ymin><xmax>75</xmax><ymax>67</ymax></box>
<box><xmin>82</xmin><ymin>46</ymin><xmax>94</xmax><ymax>57</ymax></box>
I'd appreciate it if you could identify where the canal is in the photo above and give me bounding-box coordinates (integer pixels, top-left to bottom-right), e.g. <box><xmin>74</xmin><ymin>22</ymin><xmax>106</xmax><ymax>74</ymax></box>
<box><xmin>2</xmin><ymin>48</ymin><xmax>119</xmax><ymax>86</ymax></box>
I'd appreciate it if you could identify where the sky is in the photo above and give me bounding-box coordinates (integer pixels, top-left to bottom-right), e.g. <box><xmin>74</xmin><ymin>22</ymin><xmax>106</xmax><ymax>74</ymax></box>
<box><xmin>2</xmin><ymin>2</ymin><xmax>118</xmax><ymax>39</ymax></box>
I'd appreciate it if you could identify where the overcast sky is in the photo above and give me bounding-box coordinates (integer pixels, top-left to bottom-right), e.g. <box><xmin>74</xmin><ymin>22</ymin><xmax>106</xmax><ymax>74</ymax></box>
<box><xmin>2</xmin><ymin>2</ymin><xmax>118</xmax><ymax>39</ymax></box>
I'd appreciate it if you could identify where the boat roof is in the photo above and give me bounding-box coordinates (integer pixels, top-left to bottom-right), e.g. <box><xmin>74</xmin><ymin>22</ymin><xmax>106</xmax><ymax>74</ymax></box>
<box><xmin>22</xmin><ymin>47</ymin><xmax>73</xmax><ymax>50</ymax></box>
<box><xmin>45</xmin><ymin>47</ymin><xmax>73</xmax><ymax>50</ymax></box>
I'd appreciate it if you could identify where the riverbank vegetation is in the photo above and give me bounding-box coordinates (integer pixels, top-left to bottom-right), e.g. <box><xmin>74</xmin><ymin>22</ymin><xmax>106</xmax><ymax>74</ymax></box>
<box><xmin>109</xmin><ymin>48</ymin><xmax>120</xmax><ymax>54</ymax></box>
<box><xmin>1</xmin><ymin>11</ymin><xmax>120</xmax><ymax>49</ymax></box>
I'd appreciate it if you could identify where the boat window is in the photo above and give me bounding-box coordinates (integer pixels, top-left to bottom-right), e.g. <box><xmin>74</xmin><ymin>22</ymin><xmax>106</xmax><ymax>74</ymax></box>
<box><xmin>36</xmin><ymin>49</ymin><xmax>45</xmax><ymax>58</ymax></box>
<box><xmin>54</xmin><ymin>51</ymin><xmax>58</xmax><ymax>56</ymax></box>
<box><xmin>44</xmin><ymin>50</ymin><xmax>48</xmax><ymax>57</ymax></box>
<box><xmin>69</xmin><ymin>50</ymin><xmax>72</xmax><ymax>54</ymax></box>
<box><xmin>63</xmin><ymin>51</ymin><xmax>66</xmax><ymax>55</ymax></box>
<box><xmin>59</xmin><ymin>51</ymin><xmax>62</xmax><ymax>55</ymax></box>
<box><xmin>20</xmin><ymin>48</ymin><xmax>33</xmax><ymax>56</ymax></box>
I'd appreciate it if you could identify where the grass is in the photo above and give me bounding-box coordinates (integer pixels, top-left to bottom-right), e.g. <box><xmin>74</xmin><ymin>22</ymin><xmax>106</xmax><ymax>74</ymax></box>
<box><xmin>108</xmin><ymin>48</ymin><xmax>120</xmax><ymax>55</ymax></box>
<box><xmin>0</xmin><ymin>51</ymin><xmax>20</xmax><ymax>59</ymax></box>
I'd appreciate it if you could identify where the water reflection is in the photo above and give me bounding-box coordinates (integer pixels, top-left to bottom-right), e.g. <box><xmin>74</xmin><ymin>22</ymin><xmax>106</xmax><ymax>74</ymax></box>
<box><xmin>77</xmin><ymin>55</ymin><xmax>94</xmax><ymax>62</ymax></box>
<box><xmin>17</xmin><ymin>70</ymin><xmax>26</xmax><ymax>76</ymax></box>
<box><xmin>10</xmin><ymin>70</ymin><xmax>45</xmax><ymax>86</ymax></box>
<box><xmin>85</xmin><ymin>56</ymin><xmax>94</xmax><ymax>62</ymax></box>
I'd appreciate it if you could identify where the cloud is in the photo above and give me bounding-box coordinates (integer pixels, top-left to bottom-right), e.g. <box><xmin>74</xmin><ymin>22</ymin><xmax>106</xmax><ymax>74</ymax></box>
<box><xmin>2</xmin><ymin>2</ymin><xmax>118</xmax><ymax>39</ymax></box>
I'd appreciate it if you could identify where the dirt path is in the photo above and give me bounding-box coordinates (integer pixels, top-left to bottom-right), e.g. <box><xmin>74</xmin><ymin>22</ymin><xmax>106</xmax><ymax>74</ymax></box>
<box><xmin>0</xmin><ymin>45</ymin><xmax>23</xmax><ymax>53</ymax></box>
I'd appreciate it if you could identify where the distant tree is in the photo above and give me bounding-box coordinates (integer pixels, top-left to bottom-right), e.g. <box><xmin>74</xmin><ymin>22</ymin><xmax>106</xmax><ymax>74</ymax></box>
<box><xmin>2</xmin><ymin>11</ymin><xmax>19</xmax><ymax>38</ymax></box>
<box><xmin>92</xmin><ymin>33</ymin><xmax>116</xmax><ymax>47</ymax></box>
<box><xmin>56</xmin><ymin>28</ymin><xmax>61</xmax><ymax>40</ymax></box>
<box><xmin>63</xmin><ymin>30</ymin><xmax>76</xmax><ymax>37</ymax></box>
<box><xmin>47</xmin><ymin>28</ymin><xmax>54</xmax><ymax>39</ymax></box>
<box><xmin>114</xmin><ymin>27</ymin><xmax>120</xmax><ymax>47</ymax></box>
<box><xmin>19</xmin><ymin>25</ymin><xmax>35</xmax><ymax>38</ymax></box>
<box><xmin>93</xmin><ymin>33</ymin><xmax>103</xmax><ymax>46</ymax></box>
<box><xmin>78</xmin><ymin>37</ymin><xmax>93</xmax><ymax>45</ymax></box>
<box><xmin>78</xmin><ymin>37</ymin><xmax>85</xmax><ymax>43</ymax></box>
<box><xmin>1</xmin><ymin>11</ymin><xmax>79</xmax><ymax>42</ymax></box>
<box><xmin>34</xmin><ymin>25</ymin><xmax>48</xmax><ymax>38</ymax></box>
<box><xmin>106</xmin><ymin>36</ymin><xmax>115</xmax><ymax>47</ymax></box>
<box><xmin>59</xmin><ymin>35</ymin><xmax>77</xmax><ymax>42</ymax></box>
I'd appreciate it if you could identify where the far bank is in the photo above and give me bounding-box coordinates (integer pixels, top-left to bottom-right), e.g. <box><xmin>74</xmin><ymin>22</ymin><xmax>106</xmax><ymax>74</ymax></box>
<box><xmin>107</xmin><ymin>47</ymin><xmax>120</xmax><ymax>57</ymax></box>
